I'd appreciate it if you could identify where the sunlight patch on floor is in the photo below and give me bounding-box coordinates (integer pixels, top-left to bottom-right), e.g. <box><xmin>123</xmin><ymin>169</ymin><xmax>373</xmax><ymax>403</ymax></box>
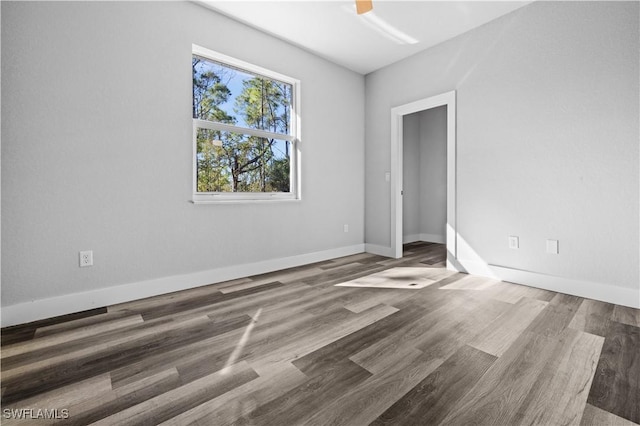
<box><xmin>221</xmin><ymin>308</ymin><xmax>262</xmax><ymax>375</ymax></box>
<box><xmin>335</xmin><ymin>267</ymin><xmax>439</xmax><ymax>290</ymax></box>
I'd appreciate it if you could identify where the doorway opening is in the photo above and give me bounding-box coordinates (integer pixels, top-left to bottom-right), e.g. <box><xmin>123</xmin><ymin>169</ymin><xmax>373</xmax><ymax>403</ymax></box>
<box><xmin>390</xmin><ymin>91</ymin><xmax>457</xmax><ymax>268</ymax></box>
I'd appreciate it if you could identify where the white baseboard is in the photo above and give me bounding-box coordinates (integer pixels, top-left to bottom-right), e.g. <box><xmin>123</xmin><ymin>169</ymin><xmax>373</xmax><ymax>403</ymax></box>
<box><xmin>420</xmin><ymin>233</ymin><xmax>446</xmax><ymax>244</ymax></box>
<box><xmin>6</xmin><ymin>247</ymin><xmax>636</xmax><ymax>327</ymax></box>
<box><xmin>1</xmin><ymin>244</ymin><xmax>365</xmax><ymax>327</ymax></box>
<box><xmin>403</xmin><ymin>234</ymin><xmax>446</xmax><ymax>244</ymax></box>
<box><xmin>364</xmin><ymin>243</ymin><xmax>394</xmax><ymax>258</ymax></box>
<box><xmin>403</xmin><ymin>234</ymin><xmax>421</xmax><ymax>244</ymax></box>
<box><xmin>457</xmin><ymin>258</ymin><xmax>640</xmax><ymax>309</ymax></box>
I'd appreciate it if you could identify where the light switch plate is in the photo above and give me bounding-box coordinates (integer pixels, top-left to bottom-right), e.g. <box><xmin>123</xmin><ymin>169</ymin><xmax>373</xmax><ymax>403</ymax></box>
<box><xmin>508</xmin><ymin>236</ymin><xmax>519</xmax><ymax>249</ymax></box>
<box><xmin>546</xmin><ymin>239</ymin><xmax>559</xmax><ymax>254</ymax></box>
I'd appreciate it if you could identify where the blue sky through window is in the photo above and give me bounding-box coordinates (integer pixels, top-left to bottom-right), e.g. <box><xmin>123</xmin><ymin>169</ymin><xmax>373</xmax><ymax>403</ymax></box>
<box><xmin>193</xmin><ymin>53</ymin><xmax>293</xmax><ymax>193</ymax></box>
<box><xmin>193</xmin><ymin>55</ymin><xmax>291</xmax><ymax>133</ymax></box>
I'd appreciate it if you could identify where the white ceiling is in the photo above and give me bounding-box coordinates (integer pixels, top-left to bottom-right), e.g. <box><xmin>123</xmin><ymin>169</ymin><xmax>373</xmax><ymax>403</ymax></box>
<box><xmin>198</xmin><ymin>1</ymin><xmax>533</xmax><ymax>74</ymax></box>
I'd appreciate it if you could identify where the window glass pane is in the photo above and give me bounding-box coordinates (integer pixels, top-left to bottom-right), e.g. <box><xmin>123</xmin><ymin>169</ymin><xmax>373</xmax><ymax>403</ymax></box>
<box><xmin>192</xmin><ymin>56</ymin><xmax>292</xmax><ymax>135</ymax></box>
<box><xmin>196</xmin><ymin>128</ymin><xmax>291</xmax><ymax>193</ymax></box>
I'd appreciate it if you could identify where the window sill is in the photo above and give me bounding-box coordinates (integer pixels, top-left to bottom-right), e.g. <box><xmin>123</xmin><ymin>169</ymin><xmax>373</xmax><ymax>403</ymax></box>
<box><xmin>190</xmin><ymin>196</ymin><xmax>300</xmax><ymax>205</ymax></box>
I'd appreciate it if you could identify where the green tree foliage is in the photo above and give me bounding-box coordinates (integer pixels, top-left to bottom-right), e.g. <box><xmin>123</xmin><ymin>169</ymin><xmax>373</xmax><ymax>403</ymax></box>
<box><xmin>192</xmin><ymin>58</ymin><xmax>233</xmax><ymax>124</ymax></box>
<box><xmin>193</xmin><ymin>56</ymin><xmax>292</xmax><ymax>193</ymax></box>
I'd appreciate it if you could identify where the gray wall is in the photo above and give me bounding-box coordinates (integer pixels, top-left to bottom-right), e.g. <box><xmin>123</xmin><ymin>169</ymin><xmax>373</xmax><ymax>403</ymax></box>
<box><xmin>366</xmin><ymin>1</ymin><xmax>639</xmax><ymax>291</ymax></box>
<box><xmin>419</xmin><ymin>106</ymin><xmax>447</xmax><ymax>240</ymax></box>
<box><xmin>402</xmin><ymin>106</ymin><xmax>447</xmax><ymax>243</ymax></box>
<box><xmin>1</xmin><ymin>1</ymin><xmax>365</xmax><ymax>308</ymax></box>
<box><xmin>402</xmin><ymin>112</ymin><xmax>421</xmax><ymax>239</ymax></box>
<box><xmin>3</xmin><ymin>1</ymin><xmax>639</xmax><ymax>317</ymax></box>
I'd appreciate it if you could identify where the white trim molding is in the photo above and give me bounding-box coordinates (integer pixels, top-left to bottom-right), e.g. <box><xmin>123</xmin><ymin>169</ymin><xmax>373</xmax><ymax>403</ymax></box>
<box><xmin>455</xmin><ymin>258</ymin><xmax>640</xmax><ymax>309</ymax></box>
<box><xmin>390</xmin><ymin>91</ymin><xmax>456</xmax><ymax>261</ymax></box>
<box><xmin>403</xmin><ymin>234</ymin><xmax>446</xmax><ymax>244</ymax></box>
<box><xmin>1</xmin><ymin>244</ymin><xmax>365</xmax><ymax>327</ymax></box>
<box><xmin>191</xmin><ymin>44</ymin><xmax>302</xmax><ymax>203</ymax></box>
<box><xmin>364</xmin><ymin>243</ymin><xmax>394</xmax><ymax>258</ymax></box>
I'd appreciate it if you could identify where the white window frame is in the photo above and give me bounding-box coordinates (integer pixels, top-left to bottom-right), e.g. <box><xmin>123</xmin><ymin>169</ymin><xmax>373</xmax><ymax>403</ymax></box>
<box><xmin>191</xmin><ymin>44</ymin><xmax>301</xmax><ymax>203</ymax></box>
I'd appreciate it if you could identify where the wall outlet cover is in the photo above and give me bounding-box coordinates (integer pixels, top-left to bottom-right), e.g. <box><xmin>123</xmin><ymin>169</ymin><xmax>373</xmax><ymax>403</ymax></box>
<box><xmin>79</xmin><ymin>250</ymin><xmax>93</xmax><ymax>267</ymax></box>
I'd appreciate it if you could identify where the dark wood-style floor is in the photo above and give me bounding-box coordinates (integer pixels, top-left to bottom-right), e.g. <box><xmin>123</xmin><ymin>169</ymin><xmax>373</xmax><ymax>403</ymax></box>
<box><xmin>2</xmin><ymin>242</ymin><xmax>639</xmax><ymax>425</ymax></box>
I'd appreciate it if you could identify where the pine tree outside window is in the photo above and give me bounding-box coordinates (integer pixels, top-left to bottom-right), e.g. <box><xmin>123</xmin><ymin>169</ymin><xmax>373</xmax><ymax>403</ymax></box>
<box><xmin>192</xmin><ymin>45</ymin><xmax>300</xmax><ymax>202</ymax></box>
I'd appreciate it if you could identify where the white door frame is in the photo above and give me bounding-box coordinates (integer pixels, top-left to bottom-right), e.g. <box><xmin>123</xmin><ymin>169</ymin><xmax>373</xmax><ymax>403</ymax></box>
<box><xmin>390</xmin><ymin>90</ymin><xmax>457</xmax><ymax>262</ymax></box>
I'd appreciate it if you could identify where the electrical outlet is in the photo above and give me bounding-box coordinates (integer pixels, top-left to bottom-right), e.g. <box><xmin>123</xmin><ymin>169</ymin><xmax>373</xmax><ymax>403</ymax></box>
<box><xmin>344</xmin><ymin>224</ymin><xmax>349</xmax><ymax>233</ymax></box>
<box><xmin>79</xmin><ymin>250</ymin><xmax>93</xmax><ymax>267</ymax></box>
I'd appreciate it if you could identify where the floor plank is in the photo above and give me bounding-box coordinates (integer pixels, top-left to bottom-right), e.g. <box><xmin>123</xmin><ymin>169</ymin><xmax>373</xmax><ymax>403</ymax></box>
<box><xmin>469</xmin><ymin>296</ymin><xmax>549</xmax><ymax>357</ymax></box>
<box><xmin>569</xmin><ymin>298</ymin><xmax>615</xmax><ymax>337</ymax></box>
<box><xmin>1</xmin><ymin>374</ymin><xmax>112</xmax><ymax>424</ymax></box>
<box><xmin>307</xmin><ymin>348</ymin><xmax>442</xmax><ymax>425</ymax></box>
<box><xmin>94</xmin><ymin>361</ymin><xmax>259</xmax><ymax>426</ymax></box>
<box><xmin>372</xmin><ymin>345</ymin><xmax>496</xmax><ymax>425</ymax></box>
<box><xmin>440</xmin><ymin>329</ymin><xmax>582</xmax><ymax>425</ymax></box>
<box><xmin>524</xmin><ymin>292</ymin><xmax>583</xmax><ymax>337</ymax></box>
<box><xmin>1</xmin><ymin>308</ymin><xmax>107</xmax><ymax>347</ymax></box>
<box><xmin>511</xmin><ymin>328</ymin><xmax>604</xmax><ymax>425</ymax></box>
<box><xmin>233</xmin><ymin>360</ymin><xmax>371</xmax><ymax>426</ymax></box>
<box><xmin>581</xmin><ymin>403</ymin><xmax>640</xmax><ymax>426</ymax></box>
<box><xmin>588</xmin><ymin>320</ymin><xmax>640</xmax><ymax>423</ymax></box>
<box><xmin>159</xmin><ymin>362</ymin><xmax>308</xmax><ymax>426</ymax></box>
<box><xmin>612</xmin><ymin>305</ymin><xmax>640</xmax><ymax>328</ymax></box>
<box><xmin>64</xmin><ymin>368</ymin><xmax>182</xmax><ymax>425</ymax></box>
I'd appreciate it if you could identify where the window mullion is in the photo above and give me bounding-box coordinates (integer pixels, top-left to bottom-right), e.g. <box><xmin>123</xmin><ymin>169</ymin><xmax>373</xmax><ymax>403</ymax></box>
<box><xmin>193</xmin><ymin>119</ymin><xmax>294</xmax><ymax>142</ymax></box>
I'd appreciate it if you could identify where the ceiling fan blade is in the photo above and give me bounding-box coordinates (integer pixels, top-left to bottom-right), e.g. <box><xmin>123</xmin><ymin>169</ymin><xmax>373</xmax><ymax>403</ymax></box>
<box><xmin>355</xmin><ymin>0</ymin><xmax>373</xmax><ymax>15</ymax></box>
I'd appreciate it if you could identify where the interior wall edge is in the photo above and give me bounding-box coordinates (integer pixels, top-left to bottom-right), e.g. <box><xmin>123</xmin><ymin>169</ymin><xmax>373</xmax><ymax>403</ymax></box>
<box><xmin>0</xmin><ymin>243</ymin><xmax>365</xmax><ymax>327</ymax></box>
